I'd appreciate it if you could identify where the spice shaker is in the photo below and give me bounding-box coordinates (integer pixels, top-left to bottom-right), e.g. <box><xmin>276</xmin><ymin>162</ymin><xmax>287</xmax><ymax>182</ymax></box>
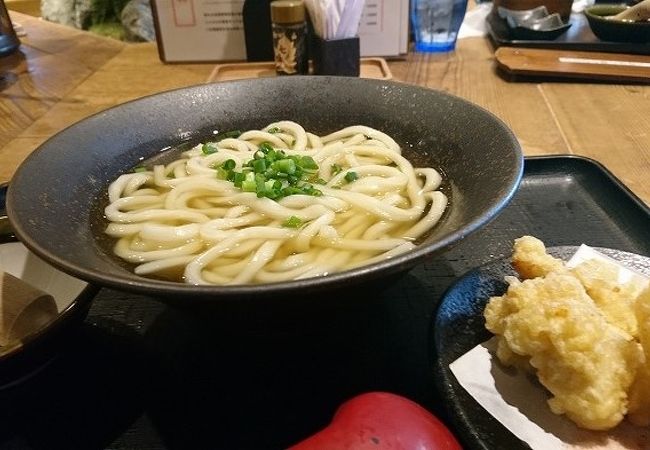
<box><xmin>270</xmin><ymin>0</ymin><xmax>308</xmax><ymax>75</ymax></box>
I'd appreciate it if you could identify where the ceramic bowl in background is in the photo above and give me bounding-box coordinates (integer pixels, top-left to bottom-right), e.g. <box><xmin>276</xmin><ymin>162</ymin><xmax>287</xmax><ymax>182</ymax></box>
<box><xmin>585</xmin><ymin>4</ymin><xmax>650</xmax><ymax>42</ymax></box>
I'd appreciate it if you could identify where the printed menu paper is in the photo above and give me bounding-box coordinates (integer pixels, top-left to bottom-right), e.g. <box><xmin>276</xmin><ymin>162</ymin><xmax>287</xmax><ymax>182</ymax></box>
<box><xmin>152</xmin><ymin>0</ymin><xmax>246</xmax><ymax>62</ymax></box>
<box><xmin>358</xmin><ymin>0</ymin><xmax>409</xmax><ymax>57</ymax></box>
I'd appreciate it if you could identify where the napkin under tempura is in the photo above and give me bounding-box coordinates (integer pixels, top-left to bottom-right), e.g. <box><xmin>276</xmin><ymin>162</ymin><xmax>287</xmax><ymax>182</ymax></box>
<box><xmin>0</xmin><ymin>270</ymin><xmax>58</xmax><ymax>347</ymax></box>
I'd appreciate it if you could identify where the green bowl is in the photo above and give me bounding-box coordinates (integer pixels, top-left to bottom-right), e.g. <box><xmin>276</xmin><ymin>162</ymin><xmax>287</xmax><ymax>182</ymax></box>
<box><xmin>584</xmin><ymin>4</ymin><xmax>650</xmax><ymax>42</ymax></box>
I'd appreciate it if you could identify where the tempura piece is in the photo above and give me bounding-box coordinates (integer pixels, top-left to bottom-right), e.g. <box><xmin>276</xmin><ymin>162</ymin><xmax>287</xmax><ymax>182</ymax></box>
<box><xmin>484</xmin><ymin>272</ymin><xmax>644</xmax><ymax>431</ymax></box>
<box><xmin>629</xmin><ymin>287</ymin><xmax>650</xmax><ymax>426</ymax></box>
<box><xmin>512</xmin><ymin>235</ymin><xmax>565</xmax><ymax>279</ymax></box>
<box><xmin>571</xmin><ymin>258</ymin><xmax>646</xmax><ymax>338</ymax></box>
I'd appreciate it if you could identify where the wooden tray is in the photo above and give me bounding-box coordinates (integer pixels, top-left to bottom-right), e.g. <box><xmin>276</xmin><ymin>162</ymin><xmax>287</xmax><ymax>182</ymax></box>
<box><xmin>208</xmin><ymin>58</ymin><xmax>392</xmax><ymax>83</ymax></box>
<box><xmin>495</xmin><ymin>47</ymin><xmax>650</xmax><ymax>83</ymax></box>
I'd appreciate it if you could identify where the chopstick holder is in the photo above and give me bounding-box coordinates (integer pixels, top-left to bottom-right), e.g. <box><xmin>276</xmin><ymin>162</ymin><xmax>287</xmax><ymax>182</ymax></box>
<box><xmin>312</xmin><ymin>35</ymin><xmax>360</xmax><ymax>76</ymax></box>
<box><xmin>0</xmin><ymin>271</ymin><xmax>58</xmax><ymax>346</ymax></box>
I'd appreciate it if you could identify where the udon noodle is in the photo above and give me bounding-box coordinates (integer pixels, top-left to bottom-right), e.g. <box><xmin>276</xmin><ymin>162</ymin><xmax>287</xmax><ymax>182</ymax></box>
<box><xmin>104</xmin><ymin>121</ymin><xmax>448</xmax><ymax>285</ymax></box>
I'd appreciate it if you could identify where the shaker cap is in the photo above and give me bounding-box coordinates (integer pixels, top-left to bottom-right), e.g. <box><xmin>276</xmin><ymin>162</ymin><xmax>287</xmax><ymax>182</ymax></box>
<box><xmin>271</xmin><ymin>0</ymin><xmax>306</xmax><ymax>24</ymax></box>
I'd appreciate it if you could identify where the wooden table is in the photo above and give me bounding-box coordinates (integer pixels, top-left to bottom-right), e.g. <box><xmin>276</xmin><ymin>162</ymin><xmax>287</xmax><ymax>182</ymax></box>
<box><xmin>1</xmin><ymin>11</ymin><xmax>649</xmax><ymax>205</ymax></box>
<box><xmin>1</xmin><ymin>13</ymin><xmax>649</xmax><ymax>450</ymax></box>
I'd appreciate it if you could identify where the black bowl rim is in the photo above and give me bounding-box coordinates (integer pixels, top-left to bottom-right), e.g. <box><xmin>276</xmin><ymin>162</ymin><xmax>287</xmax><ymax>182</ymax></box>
<box><xmin>7</xmin><ymin>77</ymin><xmax>524</xmax><ymax>301</ymax></box>
<box><xmin>585</xmin><ymin>4</ymin><xmax>650</xmax><ymax>25</ymax></box>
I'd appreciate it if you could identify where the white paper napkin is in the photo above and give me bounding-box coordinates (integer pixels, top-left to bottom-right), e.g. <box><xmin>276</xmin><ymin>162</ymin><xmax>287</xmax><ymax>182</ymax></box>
<box><xmin>458</xmin><ymin>3</ymin><xmax>492</xmax><ymax>39</ymax></box>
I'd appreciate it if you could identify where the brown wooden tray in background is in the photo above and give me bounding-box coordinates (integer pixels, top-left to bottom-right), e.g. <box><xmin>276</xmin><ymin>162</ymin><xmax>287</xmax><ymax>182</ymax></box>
<box><xmin>208</xmin><ymin>58</ymin><xmax>392</xmax><ymax>83</ymax></box>
<box><xmin>495</xmin><ymin>47</ymin><xmax>650</xmax><ymax>83</ymax></box>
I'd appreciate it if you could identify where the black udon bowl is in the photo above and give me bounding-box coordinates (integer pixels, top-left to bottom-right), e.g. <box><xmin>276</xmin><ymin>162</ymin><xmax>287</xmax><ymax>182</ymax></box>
<box><xmin>7</xmin><ymin>77</ymin><xmax>523</xmax><ymax>303</ymax></box>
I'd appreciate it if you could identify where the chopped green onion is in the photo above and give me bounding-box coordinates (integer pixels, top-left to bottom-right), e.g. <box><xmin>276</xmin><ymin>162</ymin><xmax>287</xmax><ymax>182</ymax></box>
<box><xmin>258</xmin><ymin>142</ymin><xmax>274</xmax><ymax>154</ymax></box>
<box><xmin>219</xmin><ymin>130</ymin><xmax>242</xmax><ymax>140</ymax></box>
<box><xmin>300</xmin><ymin>156</ymin><xmax>318</xmax><ymax>171</ymax></box>
<box><xmin>303</xmin><ymin>185</ymin><xmax>322</xmax><ymax>196</ymax></box>
<box><xmin>282</xmin><ymin>216</ymin><xmax>303</xmax><ymax>228</ymax></box>
<box><xmin>344</xmin><ymin>171</ymin><xmax>358</xmax><ymax>182</ymax></box>
<box><xmin>267</xmin><ymin>127</ymin><xmax>281</xmax><ymax>134</ymax></box>
<box><xmin>202</xmin><ymin>130</ymin><xmax>241</xmax><ymax>155</ymax></box>
<box><xmin>331</xmin><ymin>164</ymin><xmax>342</xmax><ymax>175</ymax></box>
<box><xmin>255</xmin><ymin>173</ymin><xmax>269</xmax><ymax>198</ymax></box>
<box><xmin>272</xmin><ymin>159</ymin><xmax>296</xmax><ymax>175</ymax></box>
<box><xmin>241</xmin><ymin>172</ymin><xmax>257</xmax><ymax>192</ymax></box>
<box><xmin>216</xmin><ymin>167</ymin><xmax>229</xmax><ymax>180</ymax></box>
<box><xmin>133</xmin><ymin>166</ymin><xmax>147</xmax><ymax>173</ymax></box>
<box><xmin>233</xmin><ymin>172</ymin><xmax>245</xmax><ymax>187</ymax></box>
<box><xmin>202</xmin><ymin>144</ymin><xmax>218</xmax><ymax>155</ymax></box>
<box><xmin>266</xmin><ymin>149</ymin><xmax>278</xmax><ymax>162</ymax></box>
<box><xmin>252</xmin><ymin>158</ymin><xmax>267</xmax><ymax>173</ymax></box>
<box><xmin>204</xmin><ymin>140</ymin><xmax>325</xmax><ymax>201</ymax></box>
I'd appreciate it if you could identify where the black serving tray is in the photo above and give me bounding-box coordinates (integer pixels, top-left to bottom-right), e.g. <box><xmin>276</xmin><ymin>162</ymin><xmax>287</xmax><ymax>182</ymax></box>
<box><xmin>487</xmin><ymin>11</ymin><xmax>650</xmax><ymax>55</ymax></box>
<box><xmin>0</xmin><ymin>156</ymin><xmax>648</xmax><ymax>450</ymax></box>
